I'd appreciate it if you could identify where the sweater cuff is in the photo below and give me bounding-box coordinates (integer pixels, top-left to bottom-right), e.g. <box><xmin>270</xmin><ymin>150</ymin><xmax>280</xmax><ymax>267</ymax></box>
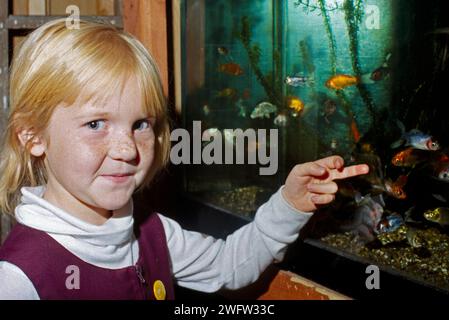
<box><xmin>278</xmin><ymin>185</ymin><xmax>315</xmax><ymax>216</ymax></box>
<box><xmin>254</xmin><ymin>186</ymin><xmax>314</xmax><ymax>246</ymax></box>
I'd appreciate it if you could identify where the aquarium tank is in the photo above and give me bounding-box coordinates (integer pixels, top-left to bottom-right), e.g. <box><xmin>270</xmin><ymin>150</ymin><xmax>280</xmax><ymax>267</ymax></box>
<box><xmin>179</xmin><ymin>0</ymin><xmax>449</xmax><ymax>294</ymax></box>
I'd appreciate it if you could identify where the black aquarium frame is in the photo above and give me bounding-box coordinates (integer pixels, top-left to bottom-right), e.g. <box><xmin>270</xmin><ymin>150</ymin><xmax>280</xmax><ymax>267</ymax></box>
<box><xmin>165</xmin><ymin>193</ymin><xmax>449</xmax><ymax>300</ymax></box>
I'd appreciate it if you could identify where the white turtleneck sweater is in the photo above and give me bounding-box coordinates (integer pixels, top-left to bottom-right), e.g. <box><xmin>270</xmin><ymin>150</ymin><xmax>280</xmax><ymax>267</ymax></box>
<box><xmin>0</xmin><ymin>186</ymin><xmax>313</xmax><ymax>300</ymax></box>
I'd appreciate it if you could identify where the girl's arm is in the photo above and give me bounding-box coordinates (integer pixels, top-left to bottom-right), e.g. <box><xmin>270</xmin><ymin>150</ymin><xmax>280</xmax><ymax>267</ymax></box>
<box><xmin>0</xmin><ymin>261</ymin><xmax>40</xmax><ymax>299</ymax></box>
<box><xmin>159</xmin><ymin>186</ymin><xmax>312</xmax><ymax>292</ymax></box>
<box><xmin>161</xmin><ymin>156</ymin><xmax>368</xmax><ymax>292</ymax></box>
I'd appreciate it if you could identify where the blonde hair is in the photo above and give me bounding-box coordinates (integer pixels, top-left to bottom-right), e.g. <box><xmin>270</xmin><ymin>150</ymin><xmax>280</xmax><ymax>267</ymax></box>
<box><xmin>0</xmin><ymin>18</ymin><xmax>171</xmax><ymax>215</ymax></box>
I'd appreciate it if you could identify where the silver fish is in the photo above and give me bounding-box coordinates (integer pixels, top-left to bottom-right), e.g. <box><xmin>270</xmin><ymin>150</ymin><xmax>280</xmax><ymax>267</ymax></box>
<box><xmin>250</xmin><ymin>102</ymin><xmax>277</xmax><ymax>119</ymax></box>
<box><xmin>284</xmin><ymin>74</ymin><xmax>314</xmax><ymax>87</ymax></box>
<box><xmin>390</xmin><ymin>121</ymin><xmax>440</xmax><ymax>151</ymax></box>
<box><xmin>236</xmin><ymin>99</ymin><xmax>248</xmax><ymax>118</ymax></box>
<box><xmin>274</xmin><ymin>114</ymin><xmax>287</xmax><ymax>127</ymax></box>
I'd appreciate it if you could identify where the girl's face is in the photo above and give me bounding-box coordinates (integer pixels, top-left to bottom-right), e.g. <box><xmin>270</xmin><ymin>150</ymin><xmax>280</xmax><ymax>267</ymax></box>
<box><xmin>38</xmin><ymin>76</ymin><xmax>155</xmax><ymax>224</ymax></box>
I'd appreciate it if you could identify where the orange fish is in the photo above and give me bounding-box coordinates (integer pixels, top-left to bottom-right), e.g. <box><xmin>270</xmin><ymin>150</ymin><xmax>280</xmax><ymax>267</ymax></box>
<box><xmin>216</xmin><ymin>88</ymin><xmax>237</xmax><ymax>98</ymax></box>
<box><xmin>351</xmin><ymin>118</ymin><xmax>361</xmax><ymax>143</ymax></box>
<box><xmin>391</xmin><ymin>148</ymin><xmax>426</xmax><ymax>167</ymax></box>
<box><xmin>325</xmin><ymin>74</ymin><xmax>359</xmax><ymax>90</ymax></box>
<box><xmin>384</xmin><ymin>175</ymin><xmax>408</xmax><ymax>200</ymax></box>
<box><xmin>287</xmin><ymin>96</ymin><xmax>305</xmax><ymax>113</ymax></box>
<box><xmin>218</xmin><ymin>62</ymin><xmax>244</xmax><ymax>76</ymax></box>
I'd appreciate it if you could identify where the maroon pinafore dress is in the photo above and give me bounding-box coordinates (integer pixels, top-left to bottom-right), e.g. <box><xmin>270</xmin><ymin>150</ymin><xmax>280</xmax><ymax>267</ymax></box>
<box><xmin>0</xmin><ymin>213</ymin><xmax>175</xmax><ymax>300</ymax></box>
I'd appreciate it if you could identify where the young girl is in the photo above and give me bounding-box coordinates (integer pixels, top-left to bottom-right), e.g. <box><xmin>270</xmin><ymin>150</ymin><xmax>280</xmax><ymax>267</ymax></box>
<box><xmin>0</xmin><ymin>18</ymin><xmax>368</xmax><ymax>300</ymax></box>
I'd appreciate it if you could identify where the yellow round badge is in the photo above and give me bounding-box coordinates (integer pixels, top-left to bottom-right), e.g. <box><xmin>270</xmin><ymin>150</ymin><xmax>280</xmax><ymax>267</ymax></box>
<box><xmin>153</xmin><ymin>280</ymin><xmax>166</xmax><ymax>300</ymax></box>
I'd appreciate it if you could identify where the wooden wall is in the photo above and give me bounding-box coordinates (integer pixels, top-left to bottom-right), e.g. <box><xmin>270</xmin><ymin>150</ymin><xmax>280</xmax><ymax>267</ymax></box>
<box><xmin>9</xmin><ymin>0</ymin><xmax>169</xmax><ymax>94</ymax></box>
<box><xmin>123</xmin><ymin>0</ymin><xmax>169</xmax><ymax>95</ymax></box>
<box><xmin>12</xmin><ymin>0</ymin><xmax>116</xmax><ymax>16</ymax></box>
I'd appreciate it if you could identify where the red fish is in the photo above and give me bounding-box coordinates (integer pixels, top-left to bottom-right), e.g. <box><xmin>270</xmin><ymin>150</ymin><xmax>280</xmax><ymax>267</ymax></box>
<box><xmin>218</xmin><ymin>63</ymin><xmax>244</xmax><ymax>76</ymax></box>
<box><xmin>391</xmin><ymin>148</ymin><xmax>427</xmax><ymax>167</ymax></box>
<box><xmin>384</xmin><ymin>175</ymin><xmax>408</xmax><ymax>200</ymax></box>
<box><xmin>370</xmin><ymin>53</ymin><xmax>391</xmax><ymax>81</ymax></box>
<box><xmin>429</xmin><ymin>153</ymin><xmax>449</xmax><ymax>181</ymax></box>
<box><xmin>351</xmin><ymin>119</ymin><xmax>361</xmax><ymax>143</ymax></box>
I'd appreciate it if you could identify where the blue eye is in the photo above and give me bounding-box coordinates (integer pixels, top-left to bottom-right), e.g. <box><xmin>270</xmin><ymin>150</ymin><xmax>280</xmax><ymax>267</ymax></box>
<box><xmin>86</xmin><ymin>120</ymin><xmax>106</xmax><ymax>130</ymax></box>
<box><xmin>133</xmin><ymin>119</ymin><xmax>150</xmax><ymax>131</ymax></box>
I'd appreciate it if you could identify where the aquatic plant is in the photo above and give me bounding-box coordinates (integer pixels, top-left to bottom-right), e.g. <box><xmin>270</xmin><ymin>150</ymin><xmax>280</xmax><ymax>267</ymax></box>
<box><xmin>315</xmin><ymin>0</ymin><xmax>356</xmax><ymax>144</ymax></box>
<box><xmin>273</xmin><ymin>49</ymin><xmax>283</xmax><ymax>104</ymax></box>
<box><xmin>236</xmin><ymin>16</ymin><xmax>328</xmax><ymax>155</ymax></box>
<box><xmin>236</xmin><ymin>16</ymin><xmax>283</xmax><ymax>108</ymax></box>
<box><xmin>318</xmin><ymin>0</ymin><xmax>338</xmax><ymax>75</ymax></box>
<box><xmin>294</xmin><ymin>0</ymin><xmax>342</xmax><ymax>13</ymax></box>
<box><xmin>343</xmin><ymin>0</ymin><xmax>377</xmax><ymax>123</ymax></box>
<box><xmin>343</xmin><ymin>0</ymin><xmax>364</xmax><ymax>77</ymax></box>
<box><xmin>299</xmin><ymin>40</ymin><xmax>316</xmax><ymax>75</ymax></box>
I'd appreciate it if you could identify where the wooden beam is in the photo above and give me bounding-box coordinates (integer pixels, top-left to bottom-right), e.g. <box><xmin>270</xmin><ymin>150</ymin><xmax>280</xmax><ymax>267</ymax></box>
<box><xmin>172</xmin><ymin>0</ymin><xmax>182</xmax><ymax>115</ymax></box>
<box><xmin>28</xmin><ymin>0</ymin><xmax>47</xmax><ymax>15</ymax></box>
<box><xmin>6</xmin><ymin>15</ymin><xmax>122</xmax><ymax>29</ymax></box>
<box><xmin>183</xmin><ymin>0</ymin><xmax>205</xmax><ymax>97</ymax></box>
<box><xmin>0</xmin><ymin>0</ymin><xmax>9</xmax><ymax>112</ymax></box>
<box><xmin>50</xmin><ymin>0</ymin><xmax>97</xmax><ymax>15</ymax></box>
<box><xmin>123</xmin><ymin>0</ymin><xmax>169</xmax><ymax>95</ymax></box>
<box><xmin>13</xmin><ymin>0</ymin><xmax>29</xmax><ymax>15</ymax></box>
<box><xmin>97</xmin><ymin>0</ymin><xmax>115</xmax><ymax>16</ymax></box>
<box><xmin>1</xmin><ymin>0</ymin><xmax>11</xmax><ymax>244</ymax></box>
<box><xmin>257</xmin><ymin>270</ymin><xmax>351</xmax><ymax>300</ymax></box>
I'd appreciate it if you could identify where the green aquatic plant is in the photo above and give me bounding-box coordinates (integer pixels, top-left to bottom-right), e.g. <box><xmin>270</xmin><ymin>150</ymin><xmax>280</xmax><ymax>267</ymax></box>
<box><xmin>343</xmin><ymin>0</ymin><xmax>377</xmax><ymax>123</ymax></box>
<box><xmin>315</xmin><ymin>1</ymin><xmax>355</xmax><ymax>142</ymax></box>
<box><xmin>273</xmin><ymin>49</ymin><xmax>283</xmax><ymax>103</ymax></box>
<box><xmin>299</xmin><ymin>40</ymin><xmax>316</xmax><ymax>75</ymax></box>
<box><xmin>294</xmin><ymin>0</ymin><xmax>342</xmax><ymax>13</ymax></box>
<box><xmin>343</xmin><ymin>0</ymin><xmax>364</xmax><ymax>77</ymax></box>
<box><xmin>318</xmin><ymin>0</ymin><xmax>338</xmax><ymax>75</ymax></box>
<box><xmin>234</xmin><ymin>16</ymin><xmax>331</xmax><ymax>153</ymax></box>
<box><xmin>236</xmin><ymin>16</ymin><xmax>283</xmax><ymax>108</ymax></box>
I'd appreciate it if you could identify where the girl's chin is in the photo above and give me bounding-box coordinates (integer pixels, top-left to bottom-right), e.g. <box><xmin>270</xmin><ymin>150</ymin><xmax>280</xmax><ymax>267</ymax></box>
<box><xmin>94</xmin><ymin>196</ymin><xmax>133</xmax><ymax>212</ymax></box>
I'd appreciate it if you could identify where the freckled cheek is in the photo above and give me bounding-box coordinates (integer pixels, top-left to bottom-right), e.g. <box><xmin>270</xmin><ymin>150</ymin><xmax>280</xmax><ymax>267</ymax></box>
<box><xmin>68</xmin><ymin>137</ymin><xmax>109</xmax><ymax>174</ymax></box>
<box><xmin>136</xmin><ymin>136</ymin><xmax>155</xmax><ymax>169</ymax></box>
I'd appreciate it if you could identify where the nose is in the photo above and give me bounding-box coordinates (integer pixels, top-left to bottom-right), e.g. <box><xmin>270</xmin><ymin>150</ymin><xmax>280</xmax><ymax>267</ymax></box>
<box><xmin>108</xmin><ymin>130</ymin><xmax>138</xmax><ymax>162</ymax></box>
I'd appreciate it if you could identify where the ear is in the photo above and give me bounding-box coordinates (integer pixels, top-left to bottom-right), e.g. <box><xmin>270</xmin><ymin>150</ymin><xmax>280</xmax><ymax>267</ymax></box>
<box><xmin>17</xmin><ymin>130</ymin><xmax>46</xmax><ymax>157</ymax></box>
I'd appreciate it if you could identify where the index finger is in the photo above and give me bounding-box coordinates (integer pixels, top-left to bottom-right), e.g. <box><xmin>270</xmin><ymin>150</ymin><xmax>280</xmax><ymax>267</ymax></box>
<box><xmin>330</xmin><ymin>164</ymin><xmax>369</xmax><ymax>181</ymax></box>
<box><xmin>315</xmin><ymin>156</ymin><xmax>344</xmax><ymax>170</ymax></box>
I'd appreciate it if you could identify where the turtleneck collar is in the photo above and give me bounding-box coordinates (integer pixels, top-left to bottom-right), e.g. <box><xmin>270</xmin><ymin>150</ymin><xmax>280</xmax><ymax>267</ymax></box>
<box><xmin>14</xmin><ymin>186</ymin><xmax>138</xmax><ymax>269</ymax></box>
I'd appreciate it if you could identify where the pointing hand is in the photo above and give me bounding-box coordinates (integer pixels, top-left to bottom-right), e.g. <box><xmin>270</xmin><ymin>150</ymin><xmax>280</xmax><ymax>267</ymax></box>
<box><xmin>282</xmin><ymin>156</ymin><xmax>370</xmax><ymax>213</ymax></box>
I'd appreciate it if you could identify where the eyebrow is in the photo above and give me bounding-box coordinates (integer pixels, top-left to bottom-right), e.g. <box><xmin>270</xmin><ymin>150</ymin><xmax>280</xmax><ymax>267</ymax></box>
<box><xmin>73</xmin><ymin>112</ymin><xmax>111</xmax><ymax>120</ymax></box>
<box><xmin>73</xmin><ymin>111</ymin><xmax>155</xmax><ymax>121</ymax></box>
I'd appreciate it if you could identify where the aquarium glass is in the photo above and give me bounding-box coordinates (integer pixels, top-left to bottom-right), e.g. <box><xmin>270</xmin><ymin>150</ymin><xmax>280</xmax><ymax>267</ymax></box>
<box><xmin>180</xmin><ymin>0</ymin><xmax>449</xmax><ymax>292</ymax></box>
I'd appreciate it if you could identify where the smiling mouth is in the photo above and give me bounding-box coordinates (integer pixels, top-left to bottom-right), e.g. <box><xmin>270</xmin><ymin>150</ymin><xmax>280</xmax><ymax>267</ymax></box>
<box><xmin>101</xmin><ymin>173</ymin><xmax>134</xmax><ymax>183</ymax></box>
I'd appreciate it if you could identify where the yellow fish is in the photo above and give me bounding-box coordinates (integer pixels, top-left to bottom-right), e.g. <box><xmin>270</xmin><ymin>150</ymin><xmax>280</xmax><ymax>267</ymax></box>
<box><xmin>424</xmin><ymin>207</ymin><xmax>449</xmax><ymax>226</ymax></box>
<box><xmin>361</xmin><ymin>143</ymin><xmax>375</xmax><ymax>154</ymax></box>
<box><xmin>287</xmin><ymin>96</ymin><xmax>304</xmax><ymax>113</ymax></box>
<box><xmin>216</xmin><ymin>88</ymin><xmax>237</xmax><ymax>98</ymax></box>
<box><xmin>325</xmin><ymin>74</ymin><xmax>359</xmax><ymax>90</ymax></box>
